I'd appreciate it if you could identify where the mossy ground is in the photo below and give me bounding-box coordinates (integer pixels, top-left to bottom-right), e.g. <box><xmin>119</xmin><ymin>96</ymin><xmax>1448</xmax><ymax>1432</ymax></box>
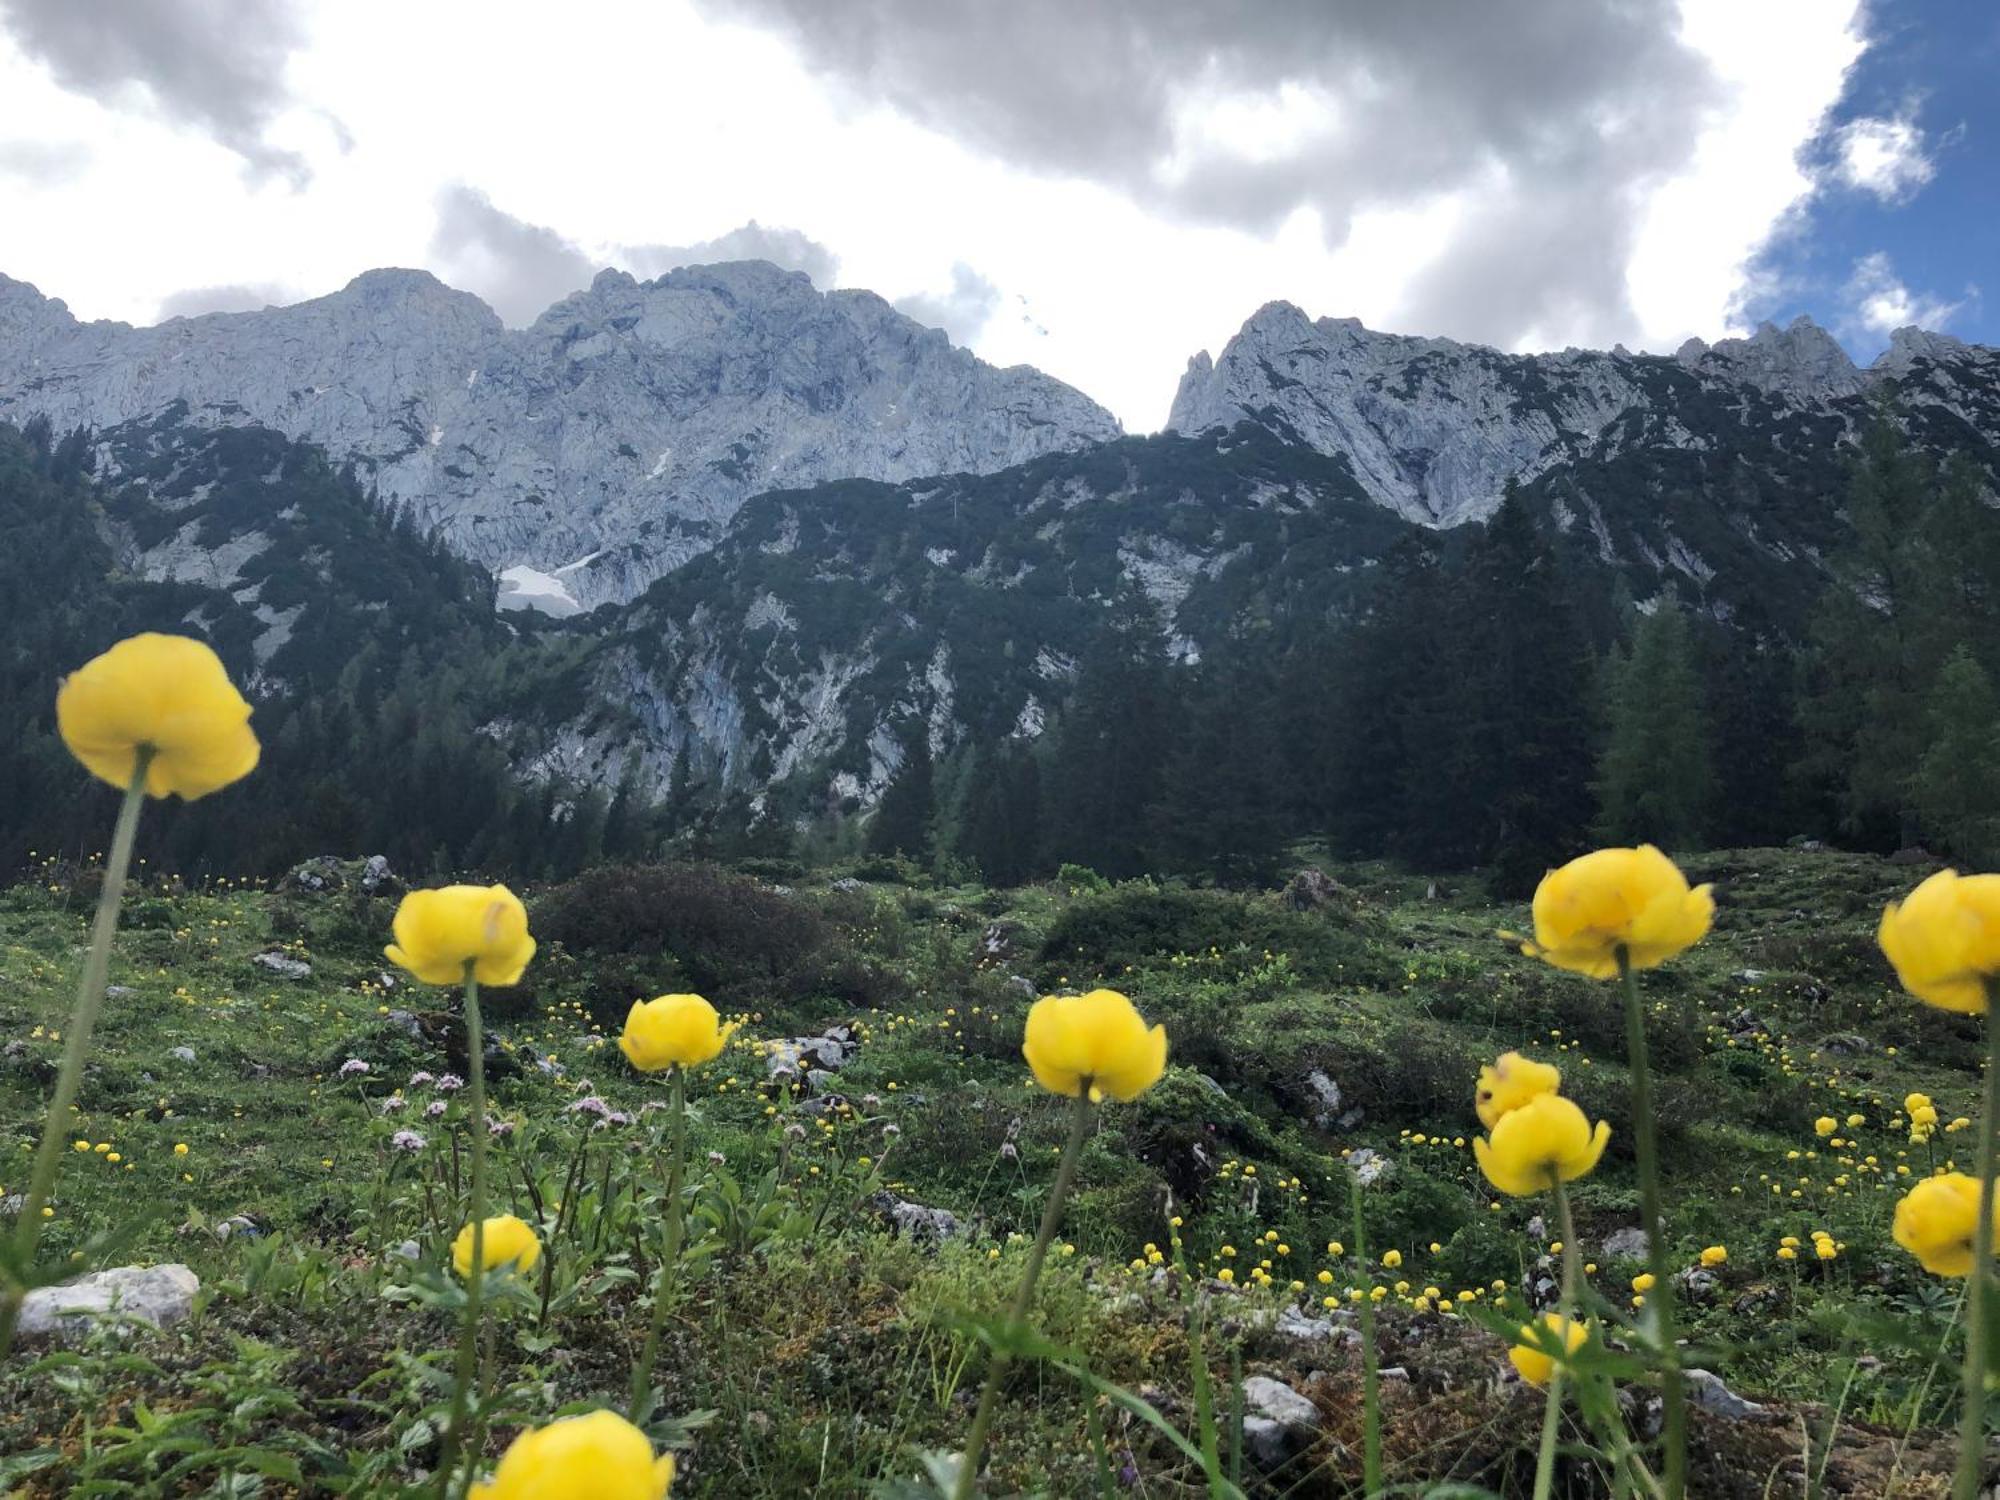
<box><xmin>0</xmin><ymin>847</ymin><xmax>1973</xmax><ymax>1496</ymax></box>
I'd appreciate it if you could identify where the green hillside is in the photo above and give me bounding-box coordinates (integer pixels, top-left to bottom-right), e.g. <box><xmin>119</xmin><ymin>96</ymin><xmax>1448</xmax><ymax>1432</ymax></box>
<box><xmin>0</xmin><ymin>845</ymin><xmax>1975</xmax><ymax>1496</ymax></box>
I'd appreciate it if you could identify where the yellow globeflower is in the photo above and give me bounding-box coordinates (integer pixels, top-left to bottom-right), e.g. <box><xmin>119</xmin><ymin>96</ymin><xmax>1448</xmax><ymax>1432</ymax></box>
<box><xmin>1893</xmin><ymin>1173</ymin><xmax>2000</xmax><ymax>1277</ymax></box>
<box><xmin>1879</xmin><ymin>870</ymin><xmax>2000</xmax><ymax>1014</ymax></box>
<box><xmin>385</xmin><ymin>885</ymin><xmax>535</xmax><ymax>987</ymax></box>
<box><xmin>1474</xmin><ymin>1093</ymin><xmax>1610</xmax><ymax>1198</ymax></box>
<box><xmin>1699</xmin><ymin>1245</ymin><xmax>1728</xmax><ymax>1268</ymax></box>
<box><xmin>1906</xmin><ymin>1092</ymin><xmax>1934</xmax><ymax>1116</ymax></box>
<box><xmin>1475</xmin><ymin>1051</ymin><xmax>1561</xmax><ymax>1130</ymax></box>
<box><xmin>1022</xmin><ymin>989</ymin><xmax>1168</xmax><ymax>1102</ymax></box>
<box><xmin>451</xmin><ymin>1213</ymin><xmax>543</xmax><ymax>1279</ymax></box>
<box><xmin>57</xmin><ymin>633</ymin><xmax>259</xmax><ymax>799</ymax></box>
<box><xmin>1519</xmin><ymin>845</ymin><xmax>1713</xmax><ymax>978</ymax></box>
<box><xmin>619</xmin><ymin>994</ymin><xmax>732</xmax><ymax>1072</ymax></box>
<box><xmin>1814</xmin><ymin>1116</ymin><xmax>1837</xmax><ymax>1138</ymax></box>
<box><xmin>481</xmin><ymin>1410</ymin><xmax>675</xmax><ymax>1498</ymax></box>
<box><xmin>1509</xmin><ymin>1313</ymin><xmax>1588</xmax><ymax>1387</ymax></box>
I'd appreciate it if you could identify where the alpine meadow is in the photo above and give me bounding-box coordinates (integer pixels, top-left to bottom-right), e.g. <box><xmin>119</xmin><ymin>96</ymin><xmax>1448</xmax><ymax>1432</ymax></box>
<box><xmin>7</xmin><ymin>3</ymin><xmax>2000</xmax><ymax>1497</ymax></box>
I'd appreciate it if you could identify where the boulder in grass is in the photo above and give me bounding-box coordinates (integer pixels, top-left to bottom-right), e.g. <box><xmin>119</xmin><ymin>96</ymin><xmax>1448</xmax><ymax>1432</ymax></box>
<box><xmin>18</xmin><ymin>1264</ymin><xmax>199</xmax><ymax>1340</ymax></box>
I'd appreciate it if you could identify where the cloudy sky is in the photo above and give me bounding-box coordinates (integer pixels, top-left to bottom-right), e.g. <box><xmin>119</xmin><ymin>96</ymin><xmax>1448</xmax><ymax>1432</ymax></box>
<box><xmin>0</xmin><ymin>0</ymin><xmax>1989</xmax><ymax>431</ymax></box>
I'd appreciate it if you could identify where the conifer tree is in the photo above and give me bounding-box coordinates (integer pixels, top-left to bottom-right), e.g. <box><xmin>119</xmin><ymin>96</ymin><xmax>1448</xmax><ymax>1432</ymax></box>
<box><xmin>1912</xmin><ymin>646</ymin><xmax>2000</xmax><ymax>866</ymax></box>
<box><xmin>866</xmin><ymin>721</ymin><xmax>936</xmax><ymax>863</ymax></box>
<box><xmin>1594</xmin><ymin>603</ymin><xmax>1712</xmax><ymax>849</ymax></box>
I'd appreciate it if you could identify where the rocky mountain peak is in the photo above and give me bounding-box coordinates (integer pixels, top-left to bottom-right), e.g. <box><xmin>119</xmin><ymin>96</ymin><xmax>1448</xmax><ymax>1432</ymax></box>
<box><xmin>1689</xmin><ymin>314</ymin><xmax>1865</xmax><ymax>402</ymax></box>
<box><xmin>0</xmin><ymin>260</ymin><xmax>1120</xmax><ymax>611</ymax></box>
<box><xmin>1169</xmin><ymin>300</ymin><xmax>1988</xmax><ymax>529</ymax></box>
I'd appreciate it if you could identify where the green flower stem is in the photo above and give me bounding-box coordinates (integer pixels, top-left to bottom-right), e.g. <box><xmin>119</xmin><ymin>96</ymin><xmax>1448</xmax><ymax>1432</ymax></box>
<box><xmin>1353</xmin><ymin>1173</ymin><xmax>1383</xmax><ymax>1496</ymax></box>
<box><xmin>1533</xmin><ymin>1175</ymin><xmax>1584</xmax><ymax>1500</ymax></box>
<box><xmin>436</xmin><ymin>968</ymin><xmax>488</xmax><ymax>1499</ymax></box>
<box><xmin>630</xmin><ymin>1064</ymin><xmax>689</xmax><ymax>1418</ymax></box>
<box><xmin>0</xmin><ymin>749</ymin><xmax>152</xmax><ymax>1358</ymax></box>
<box><xmin>1618</xmin><ymin>945</ymin><xmax>1683</xmax><ymax>1499</ymax></box>
<box><xmin>953</xmin><ymin>1089</ymin><xmax>1095</xmax><ymax>1500</ymax></box>
<box><xmin>1953</xmin><ymin>984</ymin><xmax>2000</xmax><ymax>1500</ymax></box>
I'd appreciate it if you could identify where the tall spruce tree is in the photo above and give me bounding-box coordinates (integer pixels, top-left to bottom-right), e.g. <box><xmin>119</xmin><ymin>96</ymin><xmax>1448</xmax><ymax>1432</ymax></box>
<box><xmin>1797</xmin><ymin>417</ymin><xmax>1941</xmax><ymax>847</ymax></box>
<box><xmin>865</xmin><ymin>722</ymin><xmax>936</xmax><ymax>863</ymax></box>
<box><xmin>956</xmin><ymin>742</ymin><xmax>1044</xmax><ymax>886</ymax></box>
<box><xmin>1912</xmin><ymin>646</ymin><xmax>2000</xmax><ymax>866</ymax></box>
<box><xmin>1325</xmin><ymin>532</ymin><xmax>1452</xmax><ymax>858</ymax></box>
<box><xmin>1594</xmin><ymin>603</ymin><xmax>1712</xmax><ymax>849</ymax></box>
<box><xmin>1042</xmin><ymin>599</ymin><xmax>1171</xmax><ymax>880</ymax></box>
<box><xmin>1449</xmin><ymin>491</ymin><xmax>1597</xmax><ymax>893</ymax></box>
<box><xmin>1149</xmin><ymin>650</ymin><xmax>1287</xmax><ymax>886</ymax></box>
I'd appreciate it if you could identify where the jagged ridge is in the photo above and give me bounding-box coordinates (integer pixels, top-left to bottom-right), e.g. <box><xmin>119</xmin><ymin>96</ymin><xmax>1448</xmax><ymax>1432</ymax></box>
<box><xmin>0</xmin><ymin>263</ymin><xmax>1121</xmax><ymax>610</ymax></box>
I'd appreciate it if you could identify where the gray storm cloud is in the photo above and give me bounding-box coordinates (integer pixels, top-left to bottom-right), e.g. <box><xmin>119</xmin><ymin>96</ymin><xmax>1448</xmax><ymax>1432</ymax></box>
<box><xmin>156</xmin><ymin>283</ymin><xmax>298</xmax><ymax>321</ymax></box>
<box><xmin>0</xmin><ymin>0</ymin><xmax>313</xmax><ymax>184</ymax></box>
<box><xmin>691</xmin><ymin>0</ymin><xmax>1719</xmax><ymax>350</ymax></box>
<box><xmin>428</xmin><ymin>186</ymin><xmax>845</xmax><ymax>326</ymax></box>
<box><xmin>893</xmin><ymin>263</ymin><xmax>1002</xmax><ymax>345</ymax></box>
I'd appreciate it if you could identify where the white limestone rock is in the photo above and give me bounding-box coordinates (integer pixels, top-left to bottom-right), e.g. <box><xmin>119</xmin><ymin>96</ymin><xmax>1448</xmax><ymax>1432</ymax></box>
<box><xmin>0</xmin><ymin>263</ymin><xmax>1120</xmax><ymax>611</ymax></box>
<box><xmin>1167</xmin><ymin>302</ymin><xmax>1981</xmax><ymax>529</ymax></box>
<box><xmin>18</xmin><ymin>1263</ymin><xmax>199</xmax><ymax>1339</ymax></box>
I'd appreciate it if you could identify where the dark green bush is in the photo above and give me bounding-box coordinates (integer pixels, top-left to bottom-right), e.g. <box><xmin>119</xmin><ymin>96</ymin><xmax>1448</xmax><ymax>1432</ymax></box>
<box><xmin>1036</xmin><ymin>883</ymin><xmax>1374</xmax><ymax>986</ymax></box>
<box><xmin>533</xmin><ymin>863</ymin><xmax>833</xmax><ymax>1006</ymax></box>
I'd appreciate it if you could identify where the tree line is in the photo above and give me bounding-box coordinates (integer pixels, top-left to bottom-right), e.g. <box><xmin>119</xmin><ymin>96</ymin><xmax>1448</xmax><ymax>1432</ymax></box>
<box><xmin>867</xmin><ymin>420</ymin><xmax>2000</xmax><ymax>892</ymax></box>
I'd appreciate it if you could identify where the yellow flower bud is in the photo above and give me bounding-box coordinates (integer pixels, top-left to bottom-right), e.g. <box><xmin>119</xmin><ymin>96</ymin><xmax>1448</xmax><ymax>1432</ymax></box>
<box><xmin>1879</xmin><ymin>870</ymin><xmax>2000</xmax><ymax>1014</ymax></box>
<box><xmin>1475</xmin><ymin>1052</ymin><xmax>1561</xmax><ymax>1130</ymax></box>
<box><xmin>451</xmin><ymin>1213</ymin><xmax>543</xmax><ymax>1280</ymax></box>
<box><xmin>385</xmin><ymin>885</ymin><xmax>535</xmax><ymax>987</ymax></box>
<box><xmin>1518</xmin><ymin>845</ymin><xmax>1712</xmax><ymax>977</ymax></box>
<box><xmin>1022</xmin><ymin>989</ymin><xmax>1168</xmax><ymax>1102</ymax></box>
<box><xmin>482</xmin><ymin>1409</ymin><xmax>675</xmax><ymax>1498</ymax></box>
<box><xmin>619</xmin><ymin>994</ymin><xmax>732</xmax><ymax>1072</ymax></box>
<box><xmin>1474</xmin><ymin>1093</ymin><xmax>1611</xmax><ymax>1197</ymax></box>
<box><xmin>1894</xmin><ymin>1173</ymin><xmax>2000</xmax><ymax>1277</ymax></box>
<box><xmin>1509</xmin><ymin>1313</ymin><xmax>1588</xmax><ymax>1387</ymax></box>
<box><xmin>56</xmin><ymin>634</ymin><xmax>259</xmax><ymax>800</ymax></box>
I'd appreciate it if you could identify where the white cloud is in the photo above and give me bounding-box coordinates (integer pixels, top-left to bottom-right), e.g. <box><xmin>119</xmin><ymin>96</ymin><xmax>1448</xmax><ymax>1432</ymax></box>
<box><xmin>1831</xmin><ymin>111</ymin><xmax>1936</xmax><ymax>202</ymax></box>
<box><xmin>1844</xmin><ymin>251</ymin><xmax>1960</xmax><ymax>334</ymax></box>
<box><xmin>0</xmin><ymin>0</ymin><xmax>1880</xmax><ymax>432</ymax></box>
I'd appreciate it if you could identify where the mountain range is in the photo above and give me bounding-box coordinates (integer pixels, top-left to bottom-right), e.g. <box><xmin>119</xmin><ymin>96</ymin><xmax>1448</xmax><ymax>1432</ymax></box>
<box><xmin>3</xmin><ymin>261</ymin><xmax>1997</xmax><ymax>813</ymax></box>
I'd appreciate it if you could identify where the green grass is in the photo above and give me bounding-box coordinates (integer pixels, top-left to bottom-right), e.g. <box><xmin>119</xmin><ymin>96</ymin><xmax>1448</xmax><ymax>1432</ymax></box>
<box><xmin>0</xmin><ymin>847</ymin><xmax>1975</xmax><ymax>1496</ymax></box>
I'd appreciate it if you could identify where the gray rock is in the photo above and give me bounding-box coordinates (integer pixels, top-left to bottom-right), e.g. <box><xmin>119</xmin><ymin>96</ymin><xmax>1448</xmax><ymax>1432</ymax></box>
<box><xmin>1272</xmin><ymin>1304</ymin><xmax>1358</xmax><ymax>1347</ymax></box>
<box><xmin>280</xmin><ymin>856</ymin><xmax>345</xmax><ymax>894</ymax></box>
<box><xmin>765</xmin><ymin>1029</ymin><xmax>854</xmax><ymax>1079</ymax></box>
<box><xmin>979</xmin><ymin>921</ymin><xmax>1017</xmax><ymax>960</ymax></box>
<box><xmin>1820</xmin><ymin>1034</ymin><xmax>1873</xmax><ymax>1057</ymax></box>
<box><xmin>1281</xmin><ymin>867</ymin><xmax>1345</xmax><ymax>911</ymax></box>
<box><xmin>359</xmin><ymin>854</ymin><xmax>399</xmax><ymax>894</ymax></box>
<box><xmin>252</xmin><ymin>952</ymin><xmax>313</xmax><ymax>981</ymax></box>
<box><xmin>1602</xmin><ymin>1227</ymin><xmax>1652</xmax><ymax>1261</ymax></box>
<box><xmin>1345</xmin><ymin>1148</ymin><xmax>1394</xmax><ymax>1187</ymax></box>
<box><xmin>0</xmin><ymin>264</ymin><xmax>1120</xmax><ymax>612</ymax></box>
<box><xmin>167</xmin><ymin>1046</ymin><xmax>197</xmax><ymax>1064</ymax></box>
<box><xmin>384</xmin><ymin>1010</ymin><xmax>424</xmax><ymax>1040</ymax></box>
<box><xmin>870</xmin><ymin>1193</ymin><xmax>964</xmax><ymax>1242</ymax></box>
<box><xmin>1304</xmin><ymin>1069</ymin><xmax>1343</xmax><ymax>1129</ymax></box>
<box><xmin>18</xmin><ymin>1263</ymin><xmax>199</xmax><ymax>1339</ymax></box>
<box><xmin>1684</xmin><ymin>1368</ymin><xmax>1768</xmax><ymax>1421</ymax></box>
<box><xmin>1170</xmin><ymin>307</ymin><xmax>1890</xmax><ymax>530</ymax></box>
<box><xmin>1239</xmin><ymin>1376</ymin><xmax>1321</xmax><ymax>1467</ymax></box>
<box><xmin>389</xmin><ymin>1239</ymin><xmax>421</xmax><ymax>1262</ymax></box>
<box><xmin>105</xmin><ymin>985</ymin><xmax>137</xmax><ymax>998</ymax></box>
<box><xmin>1675</xmin><ymin>1268</ymin><xmax>1719</xmax><ymax>1301</ymax></box>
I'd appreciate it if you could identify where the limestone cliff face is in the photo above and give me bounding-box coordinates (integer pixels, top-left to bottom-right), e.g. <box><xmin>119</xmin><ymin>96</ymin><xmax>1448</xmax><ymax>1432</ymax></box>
<box><xmin>1168</xmin><ymin>303</ymin><xmax>1994</xmax><ymax>527</ymax></box>
<box><xmin>0</xmin><ymin>262</ymin><xmax>1121</xmax><ymax>610</ymax></box>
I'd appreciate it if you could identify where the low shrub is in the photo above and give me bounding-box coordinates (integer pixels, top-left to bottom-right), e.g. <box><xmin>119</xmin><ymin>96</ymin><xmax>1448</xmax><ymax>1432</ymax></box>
<box><xmin>533</xmin><ymin>862</ymin><xmax>834</xmax><ymax>1005</ymax></box>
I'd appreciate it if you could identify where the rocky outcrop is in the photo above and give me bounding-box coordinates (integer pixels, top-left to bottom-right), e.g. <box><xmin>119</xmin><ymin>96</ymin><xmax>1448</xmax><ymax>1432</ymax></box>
<box><xmin>1168</xmin><ymin>302</ymin><xmax>1993</xmax><ymax>528</ymax></box>
<box><xmin>0</xmin><ymin>263</ymin><xmax>1120</xmax><ymax>610</ymax></box>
